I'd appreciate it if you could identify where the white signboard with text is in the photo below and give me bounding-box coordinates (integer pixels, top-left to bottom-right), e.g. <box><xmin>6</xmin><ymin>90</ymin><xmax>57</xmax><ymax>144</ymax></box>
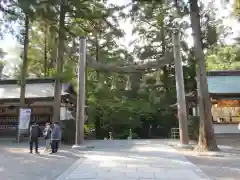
<box><xmin>19</xmin><ymin>108</ymin><xmax>31</xmax><ymax>130</ymax></box>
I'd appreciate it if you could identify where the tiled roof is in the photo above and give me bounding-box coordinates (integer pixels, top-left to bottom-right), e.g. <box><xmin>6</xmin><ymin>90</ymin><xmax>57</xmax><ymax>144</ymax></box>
<box><xmin>207</xmin><ymin>75</ymin><xmax>240</xmax><ymax>94</ymax></box>
<box><xmin>0</xmin><ymin>79</ymin><xmax>70</xmax><ymax>99</ymax></box>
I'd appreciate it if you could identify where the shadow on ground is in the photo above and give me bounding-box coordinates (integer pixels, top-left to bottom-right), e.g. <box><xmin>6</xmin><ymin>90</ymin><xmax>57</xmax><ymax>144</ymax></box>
<box><xmin>169</xmin><ymin>137</ymin><xmax>240</xmax><ymax>180</ymax></box>
<box><xmin>58</xmin><ymin>140</ymin><xmax>210</xmax><ymax>180</ymax></box>
<box><xmin>0</xmin><ymin>141</ymin><xmax>84</xmax><ymax>180</ymax></box>
<box><xmin>1</xmin><ymin>139</ymin><xmax>238</xmax><ymax>180</ymax></box>
<box><xmin>185</xmin><ymin>153</ymin><xmax>240</xmax><ymax>180</ymax></box>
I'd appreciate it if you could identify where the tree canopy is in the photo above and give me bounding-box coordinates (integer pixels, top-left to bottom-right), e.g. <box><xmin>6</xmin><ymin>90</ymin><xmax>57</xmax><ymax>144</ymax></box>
<box><xmin>0</xmin><ymin>0</ymin><xmax>238</xmax><ymax>147</ymax></box>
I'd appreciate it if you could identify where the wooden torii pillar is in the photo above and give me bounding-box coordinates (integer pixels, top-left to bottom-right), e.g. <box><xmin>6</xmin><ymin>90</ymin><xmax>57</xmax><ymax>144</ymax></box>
<box><xmin>72</xmin><ymin>33</ymin><xmax>189</xmax><ymax>146</ymax></box>
<box><xmin>172</xmin><ymin>30</ymin><xmax>189</xmax><ymax>145</ymax></box>
<box><xmin>72</xmin><ymin>37</ymin><xmax>87</xmax><ymax>148</ymax></box>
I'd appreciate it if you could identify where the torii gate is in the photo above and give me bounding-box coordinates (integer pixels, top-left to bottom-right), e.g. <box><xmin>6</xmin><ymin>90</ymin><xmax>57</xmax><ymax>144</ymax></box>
<box><xmin>72</xmin><ymin>31</ymin><xmax>189</xmax><ymax>149</ymax></box>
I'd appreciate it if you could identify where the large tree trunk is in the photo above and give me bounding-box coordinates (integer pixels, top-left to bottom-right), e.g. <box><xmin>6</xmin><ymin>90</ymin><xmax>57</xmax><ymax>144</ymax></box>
<box><xmin>44</xmin><ymin>24</ymin><xmax>48</xmax><ymax>77</ymax></box>
<box><xmin>52</xmin><ymin>0</ymin><xmax>66</xmax><ymax>123</ymax></box>
<box><xmin>18</xmin><ymin>13</ymin><xmax>29</xmax><ymax>142</ymax></box>
<box><xmin>49</xmin><ymin>37</ymin><xmax>58</xmax><ymax>70</ymax></box>
<box><xmin>189</xmin><ymin>0</ymin><xmax>218</xmax><ymax>151</ymax></box>
<box><xmin>19</xmin><ymin>14</ymin><xmax>29</xmax><ymax>107</ymax></box>
<box><xmin>95</xmin><ymin>37</ymin><xmax>102</xmax><ymax>139</ymax></box>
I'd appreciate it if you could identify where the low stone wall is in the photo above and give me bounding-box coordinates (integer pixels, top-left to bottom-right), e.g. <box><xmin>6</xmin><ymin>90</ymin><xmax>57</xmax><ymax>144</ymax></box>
<box><xmin>214</xmin><ymin>124</ymin><xmax>240</xmax><ymax>134</ymax></box>
<box><xmin>215</xmin><ymin>133</ymin><xmax>240</xmax><ymax>148</ymax></box>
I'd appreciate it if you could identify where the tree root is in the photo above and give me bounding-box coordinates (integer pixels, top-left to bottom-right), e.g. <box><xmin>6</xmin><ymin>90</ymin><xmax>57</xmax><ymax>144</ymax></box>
<box><xmin>194</xmin><ymin>143</ymin><xmax>220</xmax><ymax>152</ymax></box>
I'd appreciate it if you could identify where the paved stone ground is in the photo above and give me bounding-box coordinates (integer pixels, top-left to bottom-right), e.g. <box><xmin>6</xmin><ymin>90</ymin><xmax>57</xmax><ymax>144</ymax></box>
<box><xmin>187</xmin><ymin>139</ymin><xmax>240</xmax><ymax>180</ymax></box>
<box><xmin>3</xmin><ymin>138</ymin><xmax>239</xmax><ymax>180</ymax></box>
<box><xmin>0</xmin><ymin>140</ymin><xmax>83</xmax><ymax>180</ymax></box>
<box><xmin>56</xmin><ymin>140</ymin><xmax>211</xmax><ymax>180</ymax></box>
<box><xmin>185</xmin><ymin>153</ymin><xmax>240</xmax><ymax>180</ymax></box>
<box><xmin>167</xmin><ymin>138</ymin><xmax>240</xmax><ymax>180</ymax></box>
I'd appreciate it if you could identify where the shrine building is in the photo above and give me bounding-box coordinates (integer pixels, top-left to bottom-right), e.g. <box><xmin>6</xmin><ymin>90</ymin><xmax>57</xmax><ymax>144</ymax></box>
<box><xmin>190</xmin><ymin>70</ymin><xmax>240</xmax><ymax>134</ymax></box>
<box><xmin>0</xmin><ymin>78</ymin><xmax>76</xmax><ymax>137</ymax></box>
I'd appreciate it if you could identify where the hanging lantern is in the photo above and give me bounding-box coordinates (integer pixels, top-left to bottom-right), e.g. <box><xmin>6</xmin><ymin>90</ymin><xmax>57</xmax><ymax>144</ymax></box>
<box><xmin>110</xmin><ymin>76</ymin><xmax>116</xmax><ymax>90</ymax></box>
<box><xmin>125</xmin><ymin>75</ymin><xmax>131</xmax><ymax>91</ymax></box>
<box><xmin>156</xmin><ymin>69</ymin><xmax>164</xmax><ymax>86</ymax></box>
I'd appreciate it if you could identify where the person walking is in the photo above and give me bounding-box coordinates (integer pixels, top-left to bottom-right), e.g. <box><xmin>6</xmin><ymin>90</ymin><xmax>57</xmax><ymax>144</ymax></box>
<box><xmin>51</xmin><ymin>122</ymin><xmax>61</xmax><ymax>154</ymax></box>
<box><xmin>43</xmin><ymin>122</ymin><xmax>52</xmax><ymax>152</ymax></box>
<box><xmin>29</xmin><ymin>121</ymin><xmax>41</xmax><ymax>154</ymax></box>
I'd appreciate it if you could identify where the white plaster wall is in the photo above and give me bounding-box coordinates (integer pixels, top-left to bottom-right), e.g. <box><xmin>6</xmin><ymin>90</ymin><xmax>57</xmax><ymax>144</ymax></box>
<box><xmin>214</xmin><ymin>124</ymin><xmax>240</xmax><ymax>134</ymax></box>
<box><xmin>0</xmin><ymin>83</ymin><xmax>67</xmax><ymax>99</ymax></box>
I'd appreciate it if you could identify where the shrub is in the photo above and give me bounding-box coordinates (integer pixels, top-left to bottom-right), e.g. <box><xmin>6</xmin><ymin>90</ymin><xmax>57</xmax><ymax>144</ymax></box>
<box><xmin>61</xmin><ymin>120</ymin><xmax>75</xmax><ymax>144</ymax></box>
<box><xmin>61</xmin><ymin>120</ymin><xmax>95</xmax><ymax>144</ymax></box>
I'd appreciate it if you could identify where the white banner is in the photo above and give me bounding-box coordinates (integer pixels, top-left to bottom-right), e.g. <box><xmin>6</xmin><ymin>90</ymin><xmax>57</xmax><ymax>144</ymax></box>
<box><xmin>60</xmin><ymin>107</ymin><xmax>74</xmax><ymax>120</ymax></box>
<box><xmin>19</xmin><ymin>108</ymin><xmax>31</xmax><ymax>130</ymax></box>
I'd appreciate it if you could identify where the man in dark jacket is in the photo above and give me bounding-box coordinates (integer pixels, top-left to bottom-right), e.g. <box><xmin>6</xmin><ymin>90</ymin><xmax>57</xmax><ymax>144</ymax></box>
<box><xmin>29</xmin><ymin>122</ymin><xmax>41</xmax><ymax>154</ymax></box>
<box><xmin>51</xmin><ymin>122</ymin><xmax>61</xmax><ymax>154</ymax></box>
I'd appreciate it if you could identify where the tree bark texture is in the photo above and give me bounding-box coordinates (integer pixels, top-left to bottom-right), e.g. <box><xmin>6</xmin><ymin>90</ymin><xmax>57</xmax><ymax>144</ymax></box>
<box><xmin>75</xmin><ymin>37</ymin><xmax>87</xmax><ymax>145</ymax></box>
<box><xmin>189</xmin><ymin>0</ymin><xmax>218</xmax><ymax>151</ymax></box>
<box><xmin>95</xmin><ymin>37</ymin><xmax>102</xmax><ymax>139</ymax></box>
<box><xmin>44</xmin><ymin>24</ymin><xmax>48</xmax><ymax>77</ymax></box>
<box><xmin>19</xmin><ymin>14</ymin><xmax>29</xmax><ymax>107</ymax></box>
<box><xmin>52</xmin><ymin>0</ymin><xmax>66</xmax><ymax>123</ymax></box>
<box><xmin>49</xmin><ymin>36</ymin><xmax>58</xmax><ymax>70</ymax></box>
<box><xmin>18</xmin><ymin>13</ymin><xmax>29</xmax><ymax>143</ymax></box>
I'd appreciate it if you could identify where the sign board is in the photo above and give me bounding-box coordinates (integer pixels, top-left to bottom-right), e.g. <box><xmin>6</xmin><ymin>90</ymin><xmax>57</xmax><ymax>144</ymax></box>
<box><xmin>18</xmin><ymin>108</ymin><xmax>31</xmax><ymax>130</ymax></box>
<box><xmin>60</xmin><ymin>107</ymin><xmax>74</xmax><ymax>120</ymax></box>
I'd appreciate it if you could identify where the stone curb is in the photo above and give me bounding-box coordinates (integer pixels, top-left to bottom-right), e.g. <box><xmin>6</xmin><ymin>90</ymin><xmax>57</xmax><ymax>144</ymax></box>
<box><xmin>55</xmin><ymin>157</ymin><xmax>87</xmax><ymax>180</ymax></box>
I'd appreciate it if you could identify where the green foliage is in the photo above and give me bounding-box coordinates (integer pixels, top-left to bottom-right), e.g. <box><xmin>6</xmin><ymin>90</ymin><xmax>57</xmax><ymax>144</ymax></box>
<box><xmin>85</xmin><ymin>72</ymin><xmax>180</xmax><ymax>139</ymax></box>
<box><xmin>229</xmin><ymin>0</ymin><xmax>240</xmax><ymax>17</ymax></box>
<box><xmin>206</xmin><ymin>45</ymin><xmax>240</xmax><ymax>71</ymax></box>
<box><xmin>0</xmin><ymin>0</ymin><xmax>236</xmax><ymax>141</ymax></box>
<box><xmin>61</xmin><ymin>120</ymin><xmax>95</xmax><ymax>144</ymax></box>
